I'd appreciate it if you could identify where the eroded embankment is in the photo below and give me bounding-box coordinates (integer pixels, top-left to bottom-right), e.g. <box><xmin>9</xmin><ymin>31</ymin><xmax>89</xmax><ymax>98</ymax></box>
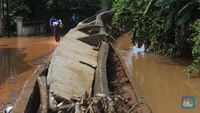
<box><xmin>107</xmin><ymin>48</ymin><xmax>140</xmax><ymax>112</ymax></box>
<box><xmin>106</xmin><ymin>45</ymin><xmax>151</xmax><ymax>113</ymax></box>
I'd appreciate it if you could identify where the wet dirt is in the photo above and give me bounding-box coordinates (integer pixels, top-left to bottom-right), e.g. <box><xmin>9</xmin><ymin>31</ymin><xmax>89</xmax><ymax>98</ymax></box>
<box><xmin>0</xmin><ymin>36</ymin><xmax>57</xmax><ymax>111</ymax></box>
<box><xmin>107</xmin><ymin>48</ymin><xmax>141</xmax><ymax>113</ymax></box>
<box><xmin>114</xmin><ymin>33</ymin><xmax>200</xmax><ymax>113</ymax></box>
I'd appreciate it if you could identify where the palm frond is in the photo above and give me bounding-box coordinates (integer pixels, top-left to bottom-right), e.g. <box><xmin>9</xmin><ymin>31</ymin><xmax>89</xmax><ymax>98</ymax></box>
<box><xmin>154</xmin><ymin>0</ymin><xmax>175</xmax><ymax>7</ymax></box>
<box><xmin>177</xmin><ymin>10</ymin><xmax>191</xmax><ymax>25</ymax></box>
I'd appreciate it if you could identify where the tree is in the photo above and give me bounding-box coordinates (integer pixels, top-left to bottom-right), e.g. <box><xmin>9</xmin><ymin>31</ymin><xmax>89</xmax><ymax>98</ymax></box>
<box><xmin>187</xmin><ymin>19</ymin><xmax>200</xmax><ymax>74</ymax></box>
<box><xmin>112</xmin><ymin>0</ymin><xmax>166</xmax><ymax>50</ymax></box>
<box><xmin>112</xmin><ymin>0</ymin><xmax>200</xmax><ymax>55</ymax></box>
<box><xmin>155</xmin><ymin>0</ymin><xmax>199</xmax><ymax>56</ymax></box>
<box><xmin>2</xmin><ymin>0</ymin><xmax>102</xmax><ymax>35</ymax></box>
<box><xmin>101</xmin><ymin>0</ymin><xmax>115</xmax><ymax>9</ymax></box>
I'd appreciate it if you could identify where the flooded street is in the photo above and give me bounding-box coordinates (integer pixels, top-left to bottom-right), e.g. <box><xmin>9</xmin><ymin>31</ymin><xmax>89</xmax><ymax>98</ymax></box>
<box><xmin>114</xmin><ymin>33</ymin><xmax>200</xmax><ymax>113</ymax></box>
<box><xmin>0</xmin><ymin>36</ymin><xmax>57</xmax><ymax>111</ymax></box>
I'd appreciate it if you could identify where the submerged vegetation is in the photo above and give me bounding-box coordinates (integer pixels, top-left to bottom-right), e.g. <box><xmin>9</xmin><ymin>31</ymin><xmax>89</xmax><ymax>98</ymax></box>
<box><xmin>112</xmin><ymin>0</ymin><xmax>200</xmax><ymax>74</ymax></box>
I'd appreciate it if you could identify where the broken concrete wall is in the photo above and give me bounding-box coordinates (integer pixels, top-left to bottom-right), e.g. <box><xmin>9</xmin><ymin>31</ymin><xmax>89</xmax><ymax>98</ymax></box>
<box><xmin>47</xmin><ymin>11</ymin><xmax>116</xmax><ymax>111</ymax></box>
<box><xmin>47</xmin><ymin>37</ymin><xmax>98</xmax><ymax>99</ymax></box>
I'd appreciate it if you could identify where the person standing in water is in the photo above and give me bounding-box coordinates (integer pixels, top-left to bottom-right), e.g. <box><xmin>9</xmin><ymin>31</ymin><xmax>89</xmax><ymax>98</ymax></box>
<box><xmin>54</xmin><ymin>19</ymin><xmax>63</xmax><ymax>42</ymax></box>
<box><xmin>49</xmin><ymin>16</ymin><xmax>63</xmax><ymax>42</ymax></box>
<box><xmin>71</xmin><ymin>14</ymin><xmax>78</xmax><ymax>28</ymax></box>
<box><xmin>49</xmin><ymin>16</ymin><xmax>57</xmax><ymax>34</ymax></box>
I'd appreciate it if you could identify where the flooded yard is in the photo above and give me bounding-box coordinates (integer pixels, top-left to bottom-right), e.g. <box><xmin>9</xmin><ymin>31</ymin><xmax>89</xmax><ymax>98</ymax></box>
<box><xmin>0</xmin><ymin>36</ymin><xmax>57</xmax><ymax>111</ymax></box>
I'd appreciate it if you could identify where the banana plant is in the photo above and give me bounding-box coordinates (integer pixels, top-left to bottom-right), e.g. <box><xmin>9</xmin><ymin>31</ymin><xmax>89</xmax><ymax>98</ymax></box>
<box><xmin>155</xmin><ymin>0</ymin><xmax>199</xmax><ymax>30</ymax></box>
<box><xmin>154</xmin><ymin>0</ymin><xmax>199</xmax><ymax>56</ymax></box>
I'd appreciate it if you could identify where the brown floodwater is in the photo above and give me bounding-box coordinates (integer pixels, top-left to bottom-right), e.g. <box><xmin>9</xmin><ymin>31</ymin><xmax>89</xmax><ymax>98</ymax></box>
<box><xmin>0</xmin><ymin>36</ymin><xmax>57</xmax><ymax>111</ymax></box>
<box><xmin>114</xmin><ymin>33</ymin><xmax>200</xmax><ymax>113</ymax></box>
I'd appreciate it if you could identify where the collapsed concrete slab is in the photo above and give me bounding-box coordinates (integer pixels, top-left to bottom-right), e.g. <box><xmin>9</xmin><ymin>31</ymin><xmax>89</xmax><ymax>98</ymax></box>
<box><xmin>47</xmin><ymin>36</ymin><xmax>98</xmax><ymax>102</ymax></box>
<box><xmin>46</xmin><ymin>11</ymin><xmax>114</xmax><ymax>111</ymax></box>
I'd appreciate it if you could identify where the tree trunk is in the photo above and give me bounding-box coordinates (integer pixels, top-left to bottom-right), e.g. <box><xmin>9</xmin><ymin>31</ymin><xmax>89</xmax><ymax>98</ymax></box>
<box><xmin>0</xmin><ymin>0</ymin><xmax>2</xmax><ymax>36</ymax></box>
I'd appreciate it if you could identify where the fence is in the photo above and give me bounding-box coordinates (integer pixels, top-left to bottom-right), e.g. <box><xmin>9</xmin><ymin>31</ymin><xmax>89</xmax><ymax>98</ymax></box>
<box><xmin>16</xmin><ymin>17</ymin><xmax>46</xmax><ymax>36</ymax></box>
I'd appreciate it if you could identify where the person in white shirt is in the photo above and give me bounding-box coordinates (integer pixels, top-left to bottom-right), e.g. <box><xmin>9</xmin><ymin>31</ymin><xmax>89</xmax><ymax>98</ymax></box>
<box><xmin>54</xmin><ymin>19</ymin><xmax>63</xmax><ymax>42</ymax></box>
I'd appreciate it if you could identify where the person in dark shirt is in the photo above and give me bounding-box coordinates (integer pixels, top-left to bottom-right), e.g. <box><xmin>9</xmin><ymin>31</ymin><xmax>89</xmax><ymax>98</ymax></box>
<box><xmin>70</xmin><ymin>14</ymin><xmax>78</xmax><ymax>28</ymax></box>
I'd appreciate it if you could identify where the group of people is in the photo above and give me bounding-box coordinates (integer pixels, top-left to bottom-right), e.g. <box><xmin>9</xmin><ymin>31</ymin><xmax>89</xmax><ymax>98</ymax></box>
<box><xmin>49</xmin><ymin>14</ymin><xmax>78</xmax><ymax>42</ymax></box>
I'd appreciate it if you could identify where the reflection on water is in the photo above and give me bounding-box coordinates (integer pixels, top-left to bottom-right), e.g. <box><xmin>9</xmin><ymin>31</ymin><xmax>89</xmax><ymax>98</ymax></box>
<box><xmin>0</xmin><ymin>36</ymin><xmax>57</xmax><ymax>111</ymax></box>
<box><xmin>0</xmin><ymin>48</ymin><xmax>30</xmax><ymax>82</ymax></box>
<box><xmin>114</xmin><ymin>33</ymin><xmax>200</xmax><ymax>113</ymax></box>
<box><xmin>132</xmin><ymin>44</ymin><xmax>145</xmax><ymax>54</ymax></box>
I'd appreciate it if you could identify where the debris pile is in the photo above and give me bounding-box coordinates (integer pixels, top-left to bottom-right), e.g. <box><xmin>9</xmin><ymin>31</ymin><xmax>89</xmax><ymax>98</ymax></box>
<box><xmin>51</xmin><ymin>93</ymin><xmax>143</xmax><ymax>113</ymax></box>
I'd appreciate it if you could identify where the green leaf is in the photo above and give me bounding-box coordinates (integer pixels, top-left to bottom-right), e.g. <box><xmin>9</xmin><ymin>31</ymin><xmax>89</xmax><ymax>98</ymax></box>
<box><xmin>165</xmin><ymin>10</ymin><xmax>175</xmax><ymax>30</ymax></box>
<box><xmin>177</xmin><ymin>0</ymin><xmax>197</xmax><ymax>17</ymax></box>
<box><xmin>154</xmin><ymin>0</ymin><xmax>175</xmax><ymax>7</ymax></box>
<box><xmin>177</xmin><ymin>10</ymin><xmax>191</xmax><ymax>26</ymax></box>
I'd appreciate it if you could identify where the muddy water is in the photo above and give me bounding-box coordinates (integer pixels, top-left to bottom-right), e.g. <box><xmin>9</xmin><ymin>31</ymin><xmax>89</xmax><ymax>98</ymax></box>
<box><xmin>0</xmin><ymin>36</ymin><xmax>57</xmax><ymax>111</ymax></box>
<box><xmin>114</xmin><ymin>33</ymin><xmax>200</xmax><ymax>113</ymax></box>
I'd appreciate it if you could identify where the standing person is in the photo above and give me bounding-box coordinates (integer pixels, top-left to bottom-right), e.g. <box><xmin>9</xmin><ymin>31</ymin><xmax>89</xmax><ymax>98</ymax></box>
<box><xmin>49</xmin><ymin>16</ymin><xmax>57</xmax><ymax>34</ymax></box>
<box><xmin>55</xmin><ymin>19</ymin><xmax>63</xmax><ymax>42</ymax></box>
<box><xmin>71</xmin><ymin>14</ymin><xmax>78</xmax><ymax>28</ymax></box>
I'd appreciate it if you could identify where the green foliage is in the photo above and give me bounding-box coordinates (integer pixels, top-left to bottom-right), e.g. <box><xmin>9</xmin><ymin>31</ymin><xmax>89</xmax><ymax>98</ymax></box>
<box><xmin>8</xmin><ymin>0</ymin><xmax>101</xmax><ymax>20</ymax></box>
<box><xmin>187</xmin><ymin>19</ymin><xmax>200</xmax><ymax>74</ymax></box>
<box><xmin>112</xmin><ymin>0</ymin><xmax>166</xmax><ymax>50</ymax></box>
<box><xmin>112</xmin><ymin>0</ymin><xmax>200</xmax><ymax>74</ymax></box>
<box><xmin>112</xmin><ymin>0</ymin><xmax>199</xmax><ymax>52</ymax></box>
<box><xmin>112</xmin><ymin>0</ymin><xmax>146</xmax><ymax>31</ymax></box>
<box><xmin>155</xmin><ymin>0</ymin><xmax>199</xmax><ymax>29</ymax></box>
<box><xmin>134</xmin><ymin>12</ymin><xmax>165</xmax><ymax>49</ymax></box>
<box><xmin>101</xmin><ymin>0</ymin><xmax>115</xmax><ymax>9</ymax></box>
<box><xmin>5</xmin><ymin>0</ymin><xmax>102</xmax><ymax>33</ymax></box>
<box><xmin>4</xmin><ymin>0</ymin><xmax>31</xmax><ymax>32</ymax></box>
<box><xmin>9</xmin><ymin>0</ymin><xmax>30</xmax><ymax>17</ymax></box>
<box><xmin>46</xmin><ymin>0</ymin><xmax>101</xmax><ymax>17</ymax></box>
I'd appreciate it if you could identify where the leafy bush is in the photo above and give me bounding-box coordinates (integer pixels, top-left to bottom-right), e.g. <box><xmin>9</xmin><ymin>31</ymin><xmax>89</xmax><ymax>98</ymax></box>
<box><xmin>112</xmin><ymin>0</ymin><xmax>166</xmax><ymax>50</ymax></box>
<box><xmin>112</xmin><ymin>0</ymin><xmax>200</xmax><ymax>55</ymax></box>
<box><xmin>101</xmin><ymin>0</ymin><xmax>115</xmax><ymax>9</ymax></box>
<box><xmin>4</xmin><ymin>0</ymin><xmax>102</xmax><ymax>34</ymax></box>
<box><xmin>112</xmin><ymin>0</ymin><xmax>147</xmax><ymax>31</ymax></box>
<box><xmin>112</xmin><ymin>0</ymin><xmax>200</xmax><ymax>74</ymax></box>
<box><xmin>187</xmin><ymin>19</ymin><xmax>200</xmax><ymax>74</ymax></box>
